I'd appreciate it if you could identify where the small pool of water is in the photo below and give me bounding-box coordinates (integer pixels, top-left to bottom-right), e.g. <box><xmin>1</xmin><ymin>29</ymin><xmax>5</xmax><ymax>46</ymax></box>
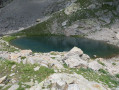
<box><xmin>10</xmin><ymin>36</ymin><xmax>119</xmax><ymax>58</ymax></box>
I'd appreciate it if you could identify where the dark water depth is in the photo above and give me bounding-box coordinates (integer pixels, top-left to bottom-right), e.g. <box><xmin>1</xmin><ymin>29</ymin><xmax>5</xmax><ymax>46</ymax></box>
<box><xmin>10</xmin><ymin>36</ymin><xmax>119</xmax><ymax>58</ymax></box>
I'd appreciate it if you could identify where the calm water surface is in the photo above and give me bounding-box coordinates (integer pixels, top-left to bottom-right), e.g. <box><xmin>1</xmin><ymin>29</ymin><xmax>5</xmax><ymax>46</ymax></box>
<box><xmin>10</xmin><ymin>36</ymin><xmax>119</xmax><ymax>58</ymax></box>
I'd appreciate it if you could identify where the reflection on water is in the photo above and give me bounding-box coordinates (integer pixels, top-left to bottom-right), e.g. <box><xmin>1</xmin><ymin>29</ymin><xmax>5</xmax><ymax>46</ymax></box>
<box><xmin>10</xmin><ymin>36</ymin><xmax>119</xmax><ymax>58</ymax></box>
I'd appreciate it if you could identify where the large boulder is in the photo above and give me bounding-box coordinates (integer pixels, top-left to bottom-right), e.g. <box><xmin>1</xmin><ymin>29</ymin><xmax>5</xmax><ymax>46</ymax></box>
<box><xmin>64</xmin><ymin>54</ymin><xmax>88</xmax><ymax>68</ymax></box>
<box><xmin>63</xmin><ymin>47</ymin><xmax>88</xmax><ymax>68</ymax></box>
<box><xmin>68</xmin><ymin>47</ymin><xmax>83</xmax><ymax>56</ymax></box>
<box><xmin>63</xmin><ymin>47</ymin><xmax>84</xmax><ymax>60</ymax></box>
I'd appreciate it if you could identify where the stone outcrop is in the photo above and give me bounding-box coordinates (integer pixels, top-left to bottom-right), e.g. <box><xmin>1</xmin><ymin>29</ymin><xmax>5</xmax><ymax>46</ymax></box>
<box><xmin>63</xmin><ymin>47</ymin><xmax>88</xmax><ymax>68</ymax></box>
<box><xmin>29</xmin><ymin>73</ymin><xmax>110</xmax><ymax>90</ymax></box>
<box><xmin>64</xmin><ymin>3</ymin><xmax>80</xmax><ymax>15</ymax></box>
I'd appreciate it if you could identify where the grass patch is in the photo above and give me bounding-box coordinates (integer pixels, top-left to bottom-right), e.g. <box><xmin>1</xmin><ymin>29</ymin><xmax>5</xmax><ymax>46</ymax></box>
<box><xmin>21</xmin><ymin>56</ymin><xmax>26</xmax><ymax>60</ymax></box>
<box><xmin>112</xmin><ymin>63</ymin><xmax>116</xmax><ymax>66</ymax></box>
<box><xmin>71</xmin><ymin>68</ymin><xmax>119</xmax><ymax>88</ymax></box>
<box><xmin>115</xmin><ymin>74</ymin><xmax>119</xmax><ymax>78</ymax></box>
<box><xmin>97</xmin><ymin>60</ymin><xmax>105</xmax><ymax>66</ymax></box>
<box><xmin>0</xmin><ymin>59</ymin><xmax>54</xmax><ymax>89</ymax></box>
<box><xmin>50</xmin><ymin>52</ymin><xmax>57</xmax><ymax>55</ymax></box>
<box><xmin>98</xmin><ymin>69</ymin><xmax>108</xmax><ymax>74</ymax></box>
<box><xmin>2</xmin><ymin>36</ymin><xmax>17</xmax><ymax>42</ymax></box>
<box><xmin>63</xmin><ymin>63</ymin><xmax>68</xmax><ymax>68</ymax></box>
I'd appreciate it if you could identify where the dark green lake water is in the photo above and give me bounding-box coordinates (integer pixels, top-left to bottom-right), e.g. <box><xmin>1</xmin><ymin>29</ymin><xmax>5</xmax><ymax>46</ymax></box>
<box><xmin>10</xmin><ymin>36</ymin><xmax>119</xmax><ymax>58</ymax></box>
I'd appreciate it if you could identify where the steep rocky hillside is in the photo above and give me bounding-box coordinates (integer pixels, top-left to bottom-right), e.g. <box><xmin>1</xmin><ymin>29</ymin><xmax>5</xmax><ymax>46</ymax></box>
<box><xmin>16</xmin><ymin>0</ymin><xmax>119</xmax><ymax>46</ymax></box>
<box><xmin>0</xmin><ymin>1</ymin><xmax>119</xmax><ymax>89</ymax></box>
<box><xmin>0</xmin><ymin>0</ymin><xmax>13</xmax><ymax>8</ymax></box>
<box><xmin>0</xmin><ymin>0</ymin><xmax>74</xmax><ymax>35</ymax></box>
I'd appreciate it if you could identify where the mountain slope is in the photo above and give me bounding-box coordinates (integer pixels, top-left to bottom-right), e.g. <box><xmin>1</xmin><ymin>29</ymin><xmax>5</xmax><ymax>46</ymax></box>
<box><xmin>0</xmin><ymin>0</ymin><xmax>73</xmax><ymax>35</ymax></box>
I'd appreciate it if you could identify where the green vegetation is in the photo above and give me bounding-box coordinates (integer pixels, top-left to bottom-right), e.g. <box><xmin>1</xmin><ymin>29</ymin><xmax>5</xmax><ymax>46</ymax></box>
<box><xmin>51</xmin><ymin>57</ymin><xmax>56</xmax><ymax>59</ymax></box>
<box><xmin>11</xmin><ymin>0</ymin><xmax>118</xmax><ymax>36</ymax></box>
<box><xmin>115</xmin><ymin>74</ymin><xmax>119</xmax><ymax>78</ymax></box>
<box><xmin>21</xmin><ymin>56</ymin><xmax>26</xmax><ymax>60</ymax></box>
<box><xmin>97</xmin><ymin>60</ymin><xmax>106</xmax><ymax>66</ymax></box>
<box><xmin>112</xmin><ymin>63</ymin><xmax>116</xmax><ymax>66</ymax></box>
<box><xmin>75</xmin><ymin>0</ymin><xmax>92</xmax><ymax>7</ymax></box>
<box><xmin>72</xmin><ymin>68</ymin><xmax>119</xmax><ymax>88</ymax></box>
<box><xmin>0</xmin><ymin>59</ymin><xmax>54</xmax><ymax>89</ymax></box>
<box><xmin>0</xmin><ymin>36</ymin><xmax>18</xmax><ymax>52</ymax></box>
<box><xmin>63</xmin><ymin>65</ymin><xmax>119</xmax><ymax>88</ymax></box>
<box><xmin>50</xmin><ymin>52</ymin><xmax>58</xmax><ymax>55</ymax></box>
<box><xmin>2</xmin><ymin>36</ymin><xmax>17</xmax><ymax>42</ymax></box>
<box><xmin>63</xmin><ymin>63</ymin><xmax>68</xmax><ymax>68</ymax></box>
<box><xmin>98</xmin><ymin>69</ymin><xmax>108</xmax><ymax>74</ymax></box>
<box><xmin>0</xmin><ymin>42</ymin><xmax>18</xmax><ymax>52</ymax></box>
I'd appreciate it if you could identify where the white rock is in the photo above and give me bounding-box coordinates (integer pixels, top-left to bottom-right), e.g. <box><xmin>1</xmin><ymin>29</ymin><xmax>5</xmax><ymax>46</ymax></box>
<box><xmin>116</xmin><ymin>86</ymin><xmax>119</xmax><ymax>90</ymax></box>
<box><xmin>88</xmin><ymin>61</ymin><xmax>102</xmax><ymax>71</ymax></box>
<box><xmin>9</xmin><ymin>73</ymin><xmax>15</xmax><ymax>77</ymax></box>
<box><xmin>28</xmin><ymin>57</ymin><xmax>35</xmax><ymax>64</ymax></box>
<box><xmin>34</xmin><ymin>66</ymin><xmax>40</xmax><ymax>71</ymax></box>
<box><xmin>56</xmin><ymin>80</ymin><xmax>66</xmax><ymax>89</ymax></box>
<box><xmin>11</xmin><ymin>65</ymin><xmax>16</xmax><ymax>69</ymax></box>
<box><xmin>29</xmin><ymin>73</ymin><xmax>109</xmax><ymax>90</ymax></box>
<box><xmin>22</xmin><ymin>59</ymin><xmax>27</xmax><ymax>64</ymax></box>
<box><xmin>116</xmin><ymin>32</ymin><xmax>119</xmax><ymax>39</ymax></box>
<box><xmin>69</xmin><ymin>47</ymin><xmax>83</xmax><ymax>56</ymax></box>
<box><xmin>0</xmin><ymin>76</ymin><xmax>7</xmax><ymax>84</ymax></box>
<box><xmin>8</xmin><ymin>84</ymin><xmax>19</xmax><ymax>90</ymax></box>
<box><xmin>68</xmin><ymin>84</ymin><xmax>80</xmax><ymax>90</ymax></box>
<box><xmin>63</xmin><ymin>47</ymin><xmax>88</xmax><ymax>68</ymax></box>
<box><xmin>40</xmin><ymin>63</ymin><xmax>48</xmax><ymax>68</ymax></box>
<box><xmin>62</xmin><ymin>20</ymin><xmax>68</xmax><ymax>26</ymax></box>
<box><xmin>65</xmin><ymin>3</ymin><xmax>80</xmax><ymax>15</ymax></box>
<box><xmin>81</xmin><ymin>54</ymin><xmax>90</xmax><ymax>61</ymax></box>
<box><xmin>64</xmin><ymin>55</ymin><xmax>87</xmax><ymax>68</ymax></box>
<box><xmin>36</xmin><ymin>19</ymin><xmax>40</xmax><ymax>22</ymax></box>
<box><xmin>20</xmin><ymin>50</ymin><xmax>32</xmax><ymax>56</ymax></box>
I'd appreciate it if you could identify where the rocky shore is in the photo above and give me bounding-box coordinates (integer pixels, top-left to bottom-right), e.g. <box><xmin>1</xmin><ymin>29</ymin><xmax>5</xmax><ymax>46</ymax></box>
<box><xmin>0</xmin><ymin>38</ymin><xmax>119</xmax><ymax>89</ymax></box>
<box><xmin>0</xmin><ymin>0</ymin><xmax>119</xmax><ymax>89</ymax></box>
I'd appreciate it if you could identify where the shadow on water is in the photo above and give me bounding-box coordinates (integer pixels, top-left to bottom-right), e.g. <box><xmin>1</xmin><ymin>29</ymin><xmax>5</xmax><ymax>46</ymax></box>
<box><xmin>10</xmin><ymin>36</ymin><xmax>119</xmax><ymax>58</ymax></box>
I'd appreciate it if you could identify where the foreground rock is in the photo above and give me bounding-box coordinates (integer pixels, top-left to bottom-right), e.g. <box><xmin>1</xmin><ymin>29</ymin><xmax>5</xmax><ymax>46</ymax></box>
<box><xmin>0</xmin><ymin>76</ymin><xmax>7</xmax><ymax>84</ymax></box>
<box><xmin>0</xmin><ymin>45</ymin><xmax>119</xmax><ymax>75</ymax></box>
<box><xmin>0</xmin><ymin>50</ymin><xmax>64</xmax><ymax>69</ymax></box>
<box><xmin>63</xmin><ymin>47</ymin><xmax>89</xmax><ymax>68</ymax></box>
<box><xmin>29</xmin><ymin>73</ymin><xmax>110</xmax><ymax>90</ymax></box>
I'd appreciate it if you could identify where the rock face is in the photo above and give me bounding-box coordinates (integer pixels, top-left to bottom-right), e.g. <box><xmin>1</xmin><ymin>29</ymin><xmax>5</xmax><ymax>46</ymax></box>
<box><xmin>0</xmin><ymin>0</ymin><xmax>12</xmax><ymax>8</ymax></box>
<box><xmin>64</xmin><ymin>3</ymin><xmax>80</xmax><ymax>15</ymax></box>
<box><xmin>29</xmin><ymin>73</ymin><xmax>109</xmax><ymax>90</ymax></box>
<box><xmin>0</xmin><ymin>0</ymin><xmax>72</xmax><ymax>34</ymax></box>
<box><xmin>63</xmin><ymin>47</ymin><xmax>88</xmax><ymax>68</ymax></box>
